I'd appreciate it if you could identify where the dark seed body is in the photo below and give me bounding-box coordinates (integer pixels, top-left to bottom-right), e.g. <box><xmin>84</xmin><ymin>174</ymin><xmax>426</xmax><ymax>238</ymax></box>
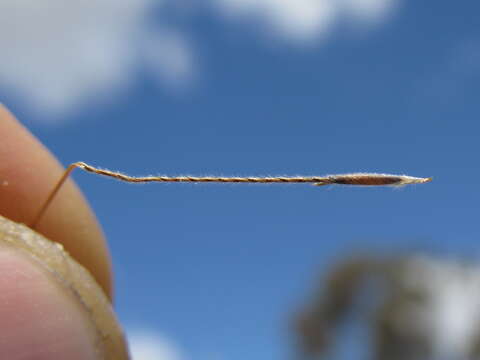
<box><xmin>330</xmin><ymin>174</ymin><xmax>403</xmax><ymax>186</ymax></box>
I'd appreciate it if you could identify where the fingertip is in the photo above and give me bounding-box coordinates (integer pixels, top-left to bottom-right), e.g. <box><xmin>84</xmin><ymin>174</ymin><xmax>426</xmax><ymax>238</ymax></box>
<box><xmin>0</xmin><ymin>248</ymin><xmax>102</xmax><ymax>359</ymax></box>
<box><xmin>0</xmin><ymin>216</ymin><xmax>130</xmax><ymax>360</ymax></box>
<box><xmin>0</xmin><ymin>104</ymin><xmax>113</xmax><ymax>299</ymax></box>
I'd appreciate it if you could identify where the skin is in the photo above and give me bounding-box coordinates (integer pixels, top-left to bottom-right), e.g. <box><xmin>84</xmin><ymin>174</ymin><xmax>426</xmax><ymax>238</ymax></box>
<box><xmin>0</xmin><ymin>104</ymin><xmax>127</xmax><ymax>359</ymax></box>
<box><xmin>0</xmin><ymin>104</ymin><xmax>112</xmax><ymax>298</ymax></box>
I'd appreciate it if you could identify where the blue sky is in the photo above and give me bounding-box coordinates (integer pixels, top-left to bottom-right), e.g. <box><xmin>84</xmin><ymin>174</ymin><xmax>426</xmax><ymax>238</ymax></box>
<box><xmin>2</xmin><ymin>1</ymin><xmax>480</xmax><ymax>359</ymax></box>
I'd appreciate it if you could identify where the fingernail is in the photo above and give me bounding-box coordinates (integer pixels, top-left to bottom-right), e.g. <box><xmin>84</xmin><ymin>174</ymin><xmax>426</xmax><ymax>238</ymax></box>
<box><xmin>0</xmin><ymin>216</ymin><xmax>129</xmax><ymax>360</ymax></box>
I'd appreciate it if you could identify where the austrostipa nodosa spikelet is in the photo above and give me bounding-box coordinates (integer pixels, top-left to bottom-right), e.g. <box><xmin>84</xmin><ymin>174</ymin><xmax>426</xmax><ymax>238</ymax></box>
<box><xmin>29</xmin><ymin>162</ymin><xmax>432</xmax><ymax>229</ymax></box>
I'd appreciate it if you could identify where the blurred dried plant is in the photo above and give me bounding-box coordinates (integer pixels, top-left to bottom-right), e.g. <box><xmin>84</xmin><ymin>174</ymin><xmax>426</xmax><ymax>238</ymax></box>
<box><xmin>294</xmin><ymin>254</ymin><xmax>480</xmax><ymax>360</ymax></box>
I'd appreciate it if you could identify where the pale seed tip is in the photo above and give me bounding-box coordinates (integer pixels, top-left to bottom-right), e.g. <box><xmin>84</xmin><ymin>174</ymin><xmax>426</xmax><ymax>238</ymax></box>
<box><xmin>402</xmin><ymin>176</ymin><xmax>432</xmax><ymax>185</ymax></box>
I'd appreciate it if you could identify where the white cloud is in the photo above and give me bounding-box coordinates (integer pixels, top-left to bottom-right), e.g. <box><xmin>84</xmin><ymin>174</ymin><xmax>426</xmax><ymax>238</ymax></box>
<box><xmin>211</xmin><ymin>0</ymin><xmax>397</xmax><ymax>43</ymax></box>
<box><xmin>128</xmin><ymin>329</ymin><xmax>184</xmax><ymax>360</ymax></box>
<box><xmin>341</xmin><ymin>0</ymin><xmax>397</xmax><ymax>22</ymax></box>
<box><xmin>141</xmin><ymin>28</ymin><xmax>194</xmax><ymax>89</ymax></box>
<box><xmin>212</xmin><ymin>0</ymin><xmax>338</xmax><ymax>42</ymax></box>
<box><xmin>0</xmin><ymin>0</ymin><xmax>194</xmax><ymax>121</ymax></box>
<box><xmin>0</xmin><ymin>0</ymin><xmax>397</xmax><ymax>120</ymax></box>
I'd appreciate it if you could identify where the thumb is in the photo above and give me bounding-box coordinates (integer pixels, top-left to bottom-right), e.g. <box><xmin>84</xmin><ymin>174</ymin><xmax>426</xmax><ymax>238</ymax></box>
<box><xmin>0</xmin><ymin>215</ymin><xmax>130</xmax><ymax>360</ymax></box>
